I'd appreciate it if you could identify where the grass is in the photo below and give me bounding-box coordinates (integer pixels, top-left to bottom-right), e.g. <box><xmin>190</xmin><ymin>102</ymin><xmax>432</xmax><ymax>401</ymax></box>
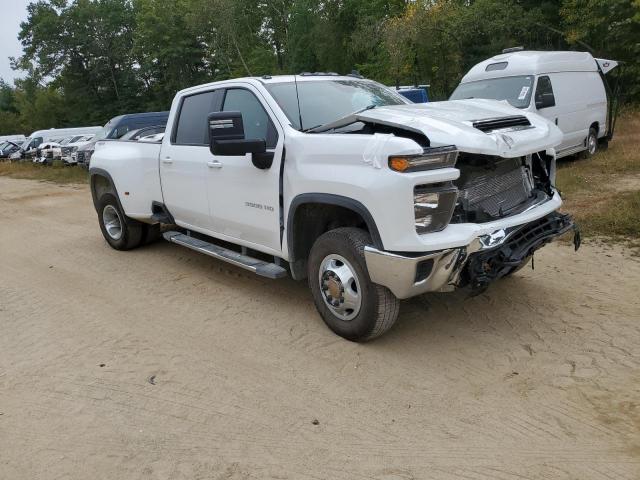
<box><xmin>556</xmin><ymin>110</ymin><xmax>640</xmax><ymax>250</ymax></box>
<box><xmin>0</xmin><ymin>160</ymin><xmax>89</xmax><ymax>184</ymax></box>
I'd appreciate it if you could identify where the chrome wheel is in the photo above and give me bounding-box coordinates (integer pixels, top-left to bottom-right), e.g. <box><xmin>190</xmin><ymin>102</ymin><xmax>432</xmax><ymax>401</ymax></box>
<box><xmin>318</xmin><ymin>254</ymin><xmax>362</xmax><ymax>321</ymax></box>
<box><xmin>102</xmin><ymin>204</ymin><xmax>123</xmax><ymax>241</ymax></box>
<box><xmin>588</xmin><ymin>133</ymin><xmax>597</xmax><ymax>155</ymax></box>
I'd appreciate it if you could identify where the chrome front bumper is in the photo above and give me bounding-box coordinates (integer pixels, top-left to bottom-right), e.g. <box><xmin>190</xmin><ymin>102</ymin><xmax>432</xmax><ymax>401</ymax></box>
<box><xmin>365</xmin><ymin>212</ymin><xmax>578</xmax><ymax>299</ymax></box>
<box><xmin>364</xmin><ymin>247</ymin><xmax>462</xmax><ymax>299</ymax></box>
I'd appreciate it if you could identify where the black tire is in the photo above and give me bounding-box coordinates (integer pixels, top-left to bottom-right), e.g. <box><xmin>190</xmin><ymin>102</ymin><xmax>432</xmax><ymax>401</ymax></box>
<box><xmin>97</xmin><ymin>193</ymin><xmax>143</xmax><ymax>250</ymax></box>
<box><xmin>308</xmin><ymin>227</ymin><xmax>400</xmax><ymax>342</ymax></box>
<box><xmin>581</xmin><ymin>127</ymin><xmax>598</xmax><ymax>159</ymax></box>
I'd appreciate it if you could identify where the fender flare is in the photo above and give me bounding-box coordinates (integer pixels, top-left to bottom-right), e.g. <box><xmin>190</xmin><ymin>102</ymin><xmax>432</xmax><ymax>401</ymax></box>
<box><xmin>89</xmin><ymin>167</ymin><xmax>125</xmax><ymax>214</ymax></box>
<box><xmin>287</xmin><ymin>193</ymin><xmax>384</xmax><ymax>260</ymax></box>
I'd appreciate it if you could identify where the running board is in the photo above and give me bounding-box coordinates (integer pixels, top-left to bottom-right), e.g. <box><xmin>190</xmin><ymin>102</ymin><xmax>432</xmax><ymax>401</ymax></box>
<box><xmin>557</xmin><ymin>144</ymin><xmax>586</xmax><ymax>157</ymax></box>
<box><xmin>163</xmin><ymin>231</ymin><xmax>288</xmax><ymax>279</ymax></box>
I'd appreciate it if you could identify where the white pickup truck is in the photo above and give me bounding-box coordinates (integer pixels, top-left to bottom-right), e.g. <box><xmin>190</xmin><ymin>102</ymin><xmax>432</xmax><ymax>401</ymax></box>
<box><xmin>90</xmin><ymin>74</ymin><xmax>580</xmax><ymax>341</ymax></box>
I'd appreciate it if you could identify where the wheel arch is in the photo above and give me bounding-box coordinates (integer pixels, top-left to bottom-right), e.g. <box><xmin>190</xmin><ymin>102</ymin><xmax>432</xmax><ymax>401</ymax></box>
<box><xmin>286</xmin><ymin>193</ymin><xmax>383</xmax><ymax>280</ymax></box>
<box><xmin>90</xmin><ymin>168</ymin><xmax>124</xmax><ymax>213</ymax></box>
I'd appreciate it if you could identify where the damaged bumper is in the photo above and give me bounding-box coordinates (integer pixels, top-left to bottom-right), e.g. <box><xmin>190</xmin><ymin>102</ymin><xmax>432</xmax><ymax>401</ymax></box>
<box><xmin>364</xmin><ymin>211</ymin><xmax>580</xmax><ymax>299</ymax></box>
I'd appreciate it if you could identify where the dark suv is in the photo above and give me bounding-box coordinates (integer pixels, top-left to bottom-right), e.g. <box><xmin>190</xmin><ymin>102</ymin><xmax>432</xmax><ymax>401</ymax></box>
<box><xmin>77</xmin><ymin>111</ymin><xmax>169</xmax><ymax>167</ymax></box>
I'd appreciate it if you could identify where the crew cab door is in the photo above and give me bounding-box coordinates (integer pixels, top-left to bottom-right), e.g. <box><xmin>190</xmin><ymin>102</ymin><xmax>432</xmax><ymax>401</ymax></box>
<box><xmin>206</xmin><ymin>85</ymin><xmax>284</xmax><ymax>254</ymax></box>
<box><xmin>160</xmin><ymin>89</ymin><xmax>223</xmax><ymax>231</ymax></box>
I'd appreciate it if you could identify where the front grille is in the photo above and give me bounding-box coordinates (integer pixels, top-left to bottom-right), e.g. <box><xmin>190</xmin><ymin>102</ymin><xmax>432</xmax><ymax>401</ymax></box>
<box><xmin>76</xmin><ymin>151</ymin><xmax>85</xmax><ymax>164</ymax></box>
<box><xmin>458</xmin><ymin>166</ymin><xmax>533</xmax><ymax>218</ymax></box>
<box><xmin>504</xmin><ymin>213</ymin><xmax>574</xmax><ymax>257</ymax></box>
<box><xmin>472</xmin><ymin>116</ymin><xmax>531</xmax><ymax>132</ymax></box>
<box><xmin>61</xmin><ymin>146</ymin><xmax>72</xmax><ymax>155</ymax></box>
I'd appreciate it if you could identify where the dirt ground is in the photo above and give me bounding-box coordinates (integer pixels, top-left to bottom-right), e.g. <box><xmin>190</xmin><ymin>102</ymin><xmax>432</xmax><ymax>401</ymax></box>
<box><xmin>1</xmin><ymin>177</ymin><xmax>639</xmax><ymax>480</ymax></box>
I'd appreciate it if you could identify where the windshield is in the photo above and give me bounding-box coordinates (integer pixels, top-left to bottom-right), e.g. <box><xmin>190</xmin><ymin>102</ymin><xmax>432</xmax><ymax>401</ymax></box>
<box><xmin>450</xmin><ymin>75</ymin><xmax>534</xmax><ymax>108</ymax></box>
<box><xmin>266</xmin><ymin>79</ymin><xmax>408</xmax><ymax>131</ymax></box>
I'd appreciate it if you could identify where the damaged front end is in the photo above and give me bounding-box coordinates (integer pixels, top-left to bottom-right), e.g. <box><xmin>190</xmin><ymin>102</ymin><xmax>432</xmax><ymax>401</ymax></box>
<box><xmin>451</xmin><ymin>151</ymin><xmax>556</xmax><ymax>224</ymax></box>
<box><xmin>459</xmin><ymin>211</ymin><xmax>581</xmax><ymax>295</ymax></box>
<box><xmin>364</xmin><ymin>211</ymin><xmax>581</xmax><ymax>299</ymax></box>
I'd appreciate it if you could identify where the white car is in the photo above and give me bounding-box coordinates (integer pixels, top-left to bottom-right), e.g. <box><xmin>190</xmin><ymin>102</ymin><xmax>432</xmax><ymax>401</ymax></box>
<box><xmin>89</xmin><ymin>74</ymin><xmax>579</xmax><ymax>341</ymax></box>
<box><xmin>33</xmin><ymin>140</ymin><xmax>64</xmax><ymax>164</ymax></box>
<box><xmin>57</xmin><ymin>135</ymin><xmax>95</xmax><ymax>164</ymax></box>
<box><xmin>451</xmin><ymin>50</ymin><xmax>618</xmax><ymax>158</ymax></box>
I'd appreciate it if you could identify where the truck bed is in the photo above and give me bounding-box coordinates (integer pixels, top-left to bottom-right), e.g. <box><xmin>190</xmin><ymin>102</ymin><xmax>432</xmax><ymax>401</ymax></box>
<box><xmin>91</xmin><ymin>140</ymin><xmax>163</xmax><ymax>220</ymax></box>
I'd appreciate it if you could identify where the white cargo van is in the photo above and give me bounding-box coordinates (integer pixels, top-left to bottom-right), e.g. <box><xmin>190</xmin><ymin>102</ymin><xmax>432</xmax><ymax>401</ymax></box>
<box><xmin>450</xmin><ymin>50</ymin><xmax>618</xmax><ymax>158</ymax></box>
<box><xmin>15</xmin><ymin>126</ymin><xmax>102</xmax><ymax>159</ymax></box>
<box><xmin>0</xmin><ymin>134</ymin><xmax>26</xmax><ymax>143</ymax></box>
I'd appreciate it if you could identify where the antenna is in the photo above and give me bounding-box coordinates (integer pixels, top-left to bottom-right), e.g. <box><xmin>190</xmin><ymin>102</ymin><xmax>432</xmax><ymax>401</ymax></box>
<box><xmin>293</xmin><ymin>74</ymin><xmax>304</xmax><ymax>131</ymax></box>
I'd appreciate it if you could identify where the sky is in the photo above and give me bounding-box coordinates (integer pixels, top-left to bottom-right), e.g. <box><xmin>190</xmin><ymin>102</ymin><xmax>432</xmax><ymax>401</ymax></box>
<box><xmin>0</xmin><ymin>0</ymin><xmax>31</xmax><ymax>84</ymax></box>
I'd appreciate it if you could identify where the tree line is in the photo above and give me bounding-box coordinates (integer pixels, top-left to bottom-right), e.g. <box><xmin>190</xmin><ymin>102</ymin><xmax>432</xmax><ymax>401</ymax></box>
<box><xmin>1</xmin><ymin>0</ymin><xmax>638</xmax><ymax>135</ymax></box>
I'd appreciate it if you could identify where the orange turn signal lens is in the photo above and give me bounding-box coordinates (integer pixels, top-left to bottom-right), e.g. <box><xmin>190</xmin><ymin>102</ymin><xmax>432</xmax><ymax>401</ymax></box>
<box><xmin>389</xmin><ymin>156</ymin><xmax>410</xmax><ymax>172</ymax></box>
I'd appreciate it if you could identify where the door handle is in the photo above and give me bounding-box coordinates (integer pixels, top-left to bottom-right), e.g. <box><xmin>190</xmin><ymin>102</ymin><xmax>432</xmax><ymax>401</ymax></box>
<box><xmin>207</xmin><ymin>160</ymin><xmax>223</xmax><ymax>169</ymax></box>
<box><xmin>162</xmin><ymin>157</ymin><xmax>173</xmax><ymax>164</ymax></box>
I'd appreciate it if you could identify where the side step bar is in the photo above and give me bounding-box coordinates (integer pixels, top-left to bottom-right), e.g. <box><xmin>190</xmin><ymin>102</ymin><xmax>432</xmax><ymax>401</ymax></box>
<box><xmin>163</xmin><ymin>231</ymin><xmax>288</xmax><ymax>279</ymax></box>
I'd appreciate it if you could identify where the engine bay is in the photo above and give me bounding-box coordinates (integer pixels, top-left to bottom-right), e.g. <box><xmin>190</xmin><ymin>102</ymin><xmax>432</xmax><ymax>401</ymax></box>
<box><xmin>451</xmin><ymin>152</ymin><xmax>554</xmax><ymax>223</ymax></box>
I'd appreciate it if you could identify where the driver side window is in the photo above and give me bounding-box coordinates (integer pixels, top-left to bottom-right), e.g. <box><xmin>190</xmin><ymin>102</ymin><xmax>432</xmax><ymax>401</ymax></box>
<box><xmin>222</xmin><ymin>89</ymin><xmax>278</xmax><ymax>148</ymax></box>
<box><xmin>535</xmin><ymin>76</ymin><xmax>556</xmax><ymax>109</ymax></box>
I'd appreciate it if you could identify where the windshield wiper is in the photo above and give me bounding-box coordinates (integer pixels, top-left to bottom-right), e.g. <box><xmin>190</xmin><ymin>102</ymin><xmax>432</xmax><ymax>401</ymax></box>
<box><xmin>301</xmin><ymin>124</ymin><xmax>323</xmax><ymax>133</ymax></box>
<box><xmin>302</xmin><ymin>104</ymin><xmax>378</xmax><ymax>134</ymax></box>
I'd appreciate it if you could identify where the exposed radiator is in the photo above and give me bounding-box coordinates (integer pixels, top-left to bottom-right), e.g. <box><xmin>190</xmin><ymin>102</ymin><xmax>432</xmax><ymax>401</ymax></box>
<box><xmin>455</xmin><ymin>156</ymin><xmax>534</xmax><ymax>220</ymax></box>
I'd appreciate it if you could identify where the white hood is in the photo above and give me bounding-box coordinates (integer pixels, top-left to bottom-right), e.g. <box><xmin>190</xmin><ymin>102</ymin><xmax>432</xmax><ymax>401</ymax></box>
<box><xmin>320</xmin><ymin>99</ymin><xmax>563</xmax><ymax>158</ymax></box>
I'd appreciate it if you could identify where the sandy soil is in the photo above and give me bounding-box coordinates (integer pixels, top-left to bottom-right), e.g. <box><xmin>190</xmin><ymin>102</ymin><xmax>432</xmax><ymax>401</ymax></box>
<box><xmin>1</xmin><ymin>177</ymin><xmax>639</xmax><ymax>480</ymax></box>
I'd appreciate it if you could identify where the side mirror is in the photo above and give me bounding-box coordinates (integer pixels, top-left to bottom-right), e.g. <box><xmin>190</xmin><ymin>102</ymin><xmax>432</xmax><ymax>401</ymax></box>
<box><xmin>535</xmin><ymin>93</ymin><xmax>555</xmax><ymax>110</ymax></box>
<box><xmin>207</xmin><ymin>111</ymin><xmax>273</xmax><ymax>169</ymax></box>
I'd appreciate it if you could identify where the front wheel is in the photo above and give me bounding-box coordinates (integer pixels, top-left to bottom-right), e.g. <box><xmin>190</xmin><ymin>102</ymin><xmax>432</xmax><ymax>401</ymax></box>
<box><xmin>308</xmin><ymin>227</ymin><xmax>400</xmax><ymax>342</ymax></box>
<box><xmin>582</xmin><ymin>127</ymin><xmax>598</xmax><ymax>159</ymax></box>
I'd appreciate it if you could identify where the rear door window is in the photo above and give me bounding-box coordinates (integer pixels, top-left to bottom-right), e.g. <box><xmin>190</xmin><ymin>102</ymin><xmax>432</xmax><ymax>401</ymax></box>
<box><xmin>174</xmin><ymin>91</ymin><xmax>222</xmax><ymax>145</ymax></box>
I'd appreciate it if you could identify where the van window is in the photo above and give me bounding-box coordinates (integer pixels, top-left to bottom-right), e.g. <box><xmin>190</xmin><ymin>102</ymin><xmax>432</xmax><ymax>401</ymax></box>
<box><xmin>450</xmin><ymin>75</ymin><xmax>534</xmax><ymax>108</ymax></box>
<box><xmin>174</xmin><ymin>91</ymin><xmax>219</xmax><ymax>145</ymax></box>
<box><xmin>222</xmin><ymin>88</ymin><xmax>278</xmax><ymax>148</ymax></box>
<box><xmin>534</xmin><ymin>76</ymin><xmax>556</xmax><ymax>109</ymax></box>
<box><xmin>114</xmin><ymin>125</ymin><xmax>130</xmax><ymax>138</ymax></box>
<box><xmin>486</xmin><ymin>62</ymin><xmax>508</xmax><ymax>72</ymax></box>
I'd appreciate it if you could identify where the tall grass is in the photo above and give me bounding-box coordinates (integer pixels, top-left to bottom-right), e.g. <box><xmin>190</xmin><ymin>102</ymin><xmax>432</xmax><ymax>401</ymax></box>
<box><xmin>557</xmin><ymin>110</ymin><xmax>640</xmax><ymax>249</ymax></box>
<box><xmin>0</xmin><ymin>161</ymin><xmax>89</xmax><ymax>184</ymax></box>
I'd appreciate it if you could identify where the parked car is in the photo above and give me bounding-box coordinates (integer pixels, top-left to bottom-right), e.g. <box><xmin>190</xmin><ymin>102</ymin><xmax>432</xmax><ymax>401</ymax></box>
<box><xmin>55</xmin><ymin>134</ymin><xmax>95</xmax><ymax>164</ymax></box>
<box><xmin>33</xmin><ymin>139</ymin><xmax>64</xmax><ymax>164</ymax></box>
<box><xmin>394</xmin><ymin>85</ymin><xmax>430</xmax><ymax>103</ymax></box>
<box><xmin>89</xmin><ymin>74</ymin><xmax>579</xmax><ymax>341</ymax></box>
<box><xmin>450</xmin><ymin>50</ymin><xmax>618</xmax><ymax>159</ymax></box>
<box><xmin>119</xmin><ymin>125</ymin><xmax>166</xmax><ymax>141</ymax></box>
<box><xmin>11</xmin><ymin>126</ymin><xmax>102</xmax><ymax>161</ymax></box>
<box><xmin>76</xmin><ymin>112</ymin><xmax>169</xmax><ymax>168</ymax></box>
<box><xmin>0</xmin><ymin>141</ymin><xmax>22</xmax><ymax>159</ymax></box>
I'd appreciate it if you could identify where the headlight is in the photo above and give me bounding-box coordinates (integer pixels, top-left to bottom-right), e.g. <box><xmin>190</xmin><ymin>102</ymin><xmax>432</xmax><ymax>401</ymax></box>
<box><xmin>414</xmin><ymin>183</ymin><xmax>458</xmax><ymax>234</ymax></box>
<box><xmin>389</xmin><ymin>145</ymin><xmax>458</xmax><ymax>173</ymax></box>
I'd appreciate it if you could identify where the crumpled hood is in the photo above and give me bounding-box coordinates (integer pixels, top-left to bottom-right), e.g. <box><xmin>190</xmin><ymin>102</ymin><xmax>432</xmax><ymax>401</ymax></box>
<box><xmin>350</xmin><ymin>99</ymin><xmax>563</xmax><ymax>157</ymax></box>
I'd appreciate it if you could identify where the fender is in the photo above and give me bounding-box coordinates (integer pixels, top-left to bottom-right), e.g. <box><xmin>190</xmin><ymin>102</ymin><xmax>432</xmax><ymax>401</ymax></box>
<box><xmin>89</xmin><ymin>167</ymin><xmax>125</xmax><ymax>213</ymax></box>
<box><xmin>287</xmin><ymin>193</ymin><xmax>384</xmax><ymax>257</ymax></box>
